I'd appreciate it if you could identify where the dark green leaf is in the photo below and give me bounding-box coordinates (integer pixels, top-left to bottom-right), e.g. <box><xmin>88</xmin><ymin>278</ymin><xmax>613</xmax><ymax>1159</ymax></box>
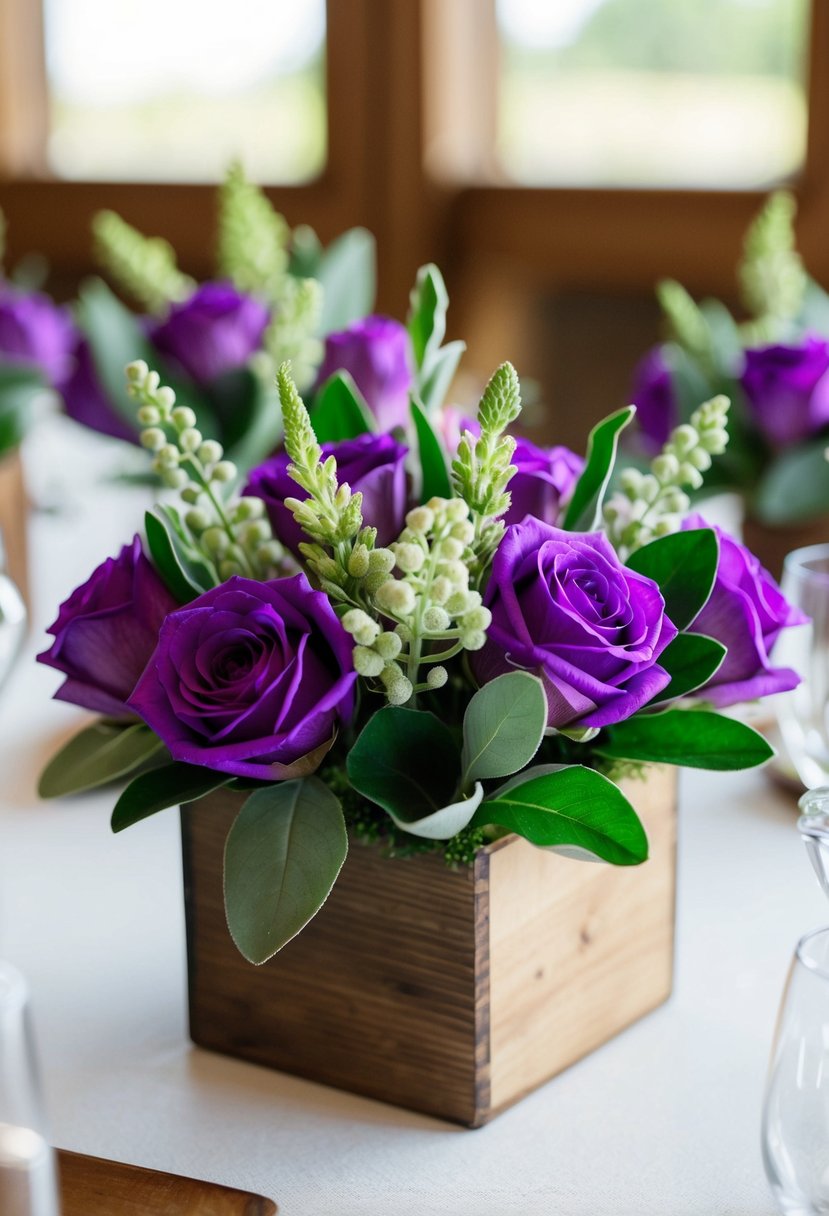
<box><xmin>316</xmin><ymin>228</ymin><xmax>376</xmax><ymax>334</ymax></box>
<box><xmin>407</xmin><ymin>263</ymin><xmax>448</xmax><ymax>370</ymax></box>
<box><xmin>473</xmin><ymin>765</ymin><xmax>648</xmax><ymax>865</ymax></box>
<box><xmin>753</xmin><ymin>440</ymin><xmax>829</xmax><ymax>525</ymax></box>
<box><xmin>626</xmin><ymin>528</ymin><xmax>719</xmax><ymax>630</ymax></box>
<box><xmin>224</xmin><ymin>777</ymin><xmax>348</xmax><ymax>963</ymax></box>
<box><xmin>39</xmin><ymin>720</ymin><xmax>165</xmax><ymax>798</ymax></box>
<box><xmin>649</xmin><ymin>633</ymin><xmax>726</xmax><ymax>704</ymax></box>
<box><xmin>386</xmin><ymin>784</ymin><xmax>485</xmax><ymax>840</ymax></box>
<box><xmin>346</xmin><ymin>707</ymin><xmax>461</xmax><ymax>821</ymax></box>
<box><xmin>145</xmin><ymin>509</ymin><xmax>215</xmax><ymax>603</ymax></box>
<box><xmin>209</xmin><ymin>366</ymin><xmax>282</xmax><ymax>473</ymax></box>
<box><xmin>563</xmin><ymin>406</ymin><xmax>635</xmax><ymax>532</ymax></box>
<box><xmin>594</xmin><ymin>708</ymin><xmax>774</xmax><ymax>770</ymax></box>
<box><xmin>111</xmin><ymin>762</ymin><xmax>230</xmax><ymax>832</ymax></box>
<box><xmin>310</xmin><ymin>370</ymin><xmax>375</xmax><ymax>443</ymax></box>
<box><xmin>288</xmin><ymin>224</ymin><xmax>323</xmax><ymax>279</ymax></box>
<box><xmin>418</xmin><ymin>339</ymin><xmax>465</xmax><ymax>415</ymax></box>
<box><xmin>462</xmin><ymin>671</ymin><xmax>546</xmax><ymax>783</ymax></box>
<box><xmin>411</xmin><ymin>397</ymin><xmax>452</xmax><ymax>500</ymax></box>
<box><xmin>0</xmin><ymin>362</ymin><xmax>47</xmax><ymax>452</ymax></box>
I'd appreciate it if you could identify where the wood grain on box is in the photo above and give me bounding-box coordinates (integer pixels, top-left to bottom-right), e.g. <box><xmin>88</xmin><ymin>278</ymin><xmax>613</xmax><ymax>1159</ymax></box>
<box><xmin>0</xmin><ymin>447</ymin><xmax>27</xmax><ymax>604</ymax></box>
<box><xmin>181</xmin><ymin>766</ymin><xmax>677</xmax><ymax>1127</ymax></box>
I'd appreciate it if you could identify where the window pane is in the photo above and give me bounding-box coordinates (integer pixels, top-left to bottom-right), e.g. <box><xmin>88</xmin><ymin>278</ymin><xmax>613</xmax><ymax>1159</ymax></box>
<box><xmin>44</xmin><ymin>0</ymin><xmax>326</xmax><ymax>183</ymax></box>
<box><xmin>496</xmin><ymin>0</ymin><xmax>810</xmax><ymax>188</ymax></box>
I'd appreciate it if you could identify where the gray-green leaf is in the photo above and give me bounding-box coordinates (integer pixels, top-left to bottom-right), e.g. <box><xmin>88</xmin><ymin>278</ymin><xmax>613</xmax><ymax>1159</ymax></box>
<box><xmin>387</xmin><ymin>782</ymin><xmax>485</xmax><ymax>840</ymax></box>
<box><xmin>39</xmin><ymin>720</ymin><xmax>165</xmax><ymax>799</ymax></box>
<box><xmin>462</xmin><ymin>671</ymin><xmax>547</xmax><ymax>784</ymax></box>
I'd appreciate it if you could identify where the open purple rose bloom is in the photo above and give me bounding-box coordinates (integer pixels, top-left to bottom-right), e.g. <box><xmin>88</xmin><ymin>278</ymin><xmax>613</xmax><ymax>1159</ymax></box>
<box><xmin>128</xmin><ymin>575</ymin><xmax>357</xmax><ymax>779</ymax></box>
<box><xmin>629</xmin><ymin>346</ymin><xmax>678</xmax><ymax>452</ymax></box>
<box><xmin>740</xmin><ymin>335</ymin><xmax>829</xmax><ymax>448</ymax></box>
<box><xmin>245</xmin><ymin>432</ymin><xmax>409</xmax><ymax>551</ymax></box>
<box><xmin>0</xmin><ymin>285</ymin><xmax>76</xmax><ymax>387</ymax></box>
<box><xmin>472</xmin><ymin>519</ymin><xmax>677</xmax><ymax>729</ymax></box>
<box><xmin>683</xmin><ymin>515</ymin><xmax>806</xmax><ymax>705</ymax></box>
<box><xmin>316</xmin><ymin>315</ymin><xmax>413</xmax><ymax>432</ymax></box>
<box><xmin>149</xmin><ymin>282</ymin><xmax>270</xmax><ymax>386</ymax></box>
<box><xmin>505</xmin><ymin>438</ymin><xmax>583</xmax><ymax>527</ymax></box>
<box><xmin>38</xmin><ymin>536</ymin><xmax>177</xmax><ymax>718</ymax></box>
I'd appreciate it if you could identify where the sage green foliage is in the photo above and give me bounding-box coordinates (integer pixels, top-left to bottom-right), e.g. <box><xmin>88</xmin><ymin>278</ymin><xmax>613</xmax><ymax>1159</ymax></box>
<box><xmin>752</xmin><ymin>437</ymin><xmax>829</xmax><ymax>524</ymax></box>
<box><xmin>461</xmin><ymin>672</ymin><xmax>546</xmax><ymax>784</ymax></box>
<box><xmin>594</xmin><ymin>709</ymin><xmax>775</xmax><ymax>770</ymax></box>
<box><xmin>38</xmin><ymin>720</ymin><xmax>165</xmax><ymax>798</ymax></box>
<box><xmin>112</xmin><ymin>763</ymin><xmax>230</xmax><ymax>832</ymax></box>
<box><xmin>262</xmin><ymin>276</ymin><xmax>323</xmax><ymax>391</ymax></box>
<box><xmin>92</xmin><ymin>210</ymin><xmax>193</xmax><ymax>315</ymax></box>
<box><xmin>315</xmin><ymin>227</ymin><xmax>376</xmax><ymax>334</ymax></box>
<box><xmin>739</xmin><ymin>190</ymin><xmax>806</xmax><ymax>339</ymax></box>
<box><xmin>224</xmin><ymin>779</ymin><xmax>348</xmax><ymax>964</ymax></box>
<box><xmin>407</xmin><ymin>263</ymin><xmax>466</xmax><ymax>415</ymax></box>
<box><xmin>309</xmin><ymin>370</ymin><xmax>374</xmax><ymax>443</ymax></box>
<box><xmin>564</xmin><ymin>406</ymin><xmax>635</xmax><ymax>532</ymax></box>
<box><xmin>657</xmin><ymin>280</ymin><xmax>718</xmax><ymax>378</ymax></box>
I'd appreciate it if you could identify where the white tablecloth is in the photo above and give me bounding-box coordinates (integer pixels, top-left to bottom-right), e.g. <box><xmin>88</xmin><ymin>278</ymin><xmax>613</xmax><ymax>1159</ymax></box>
<box><xmin>0</xmin><ymin>420</ymin><xmax>822</xmax><ymax>1216</ymax></box>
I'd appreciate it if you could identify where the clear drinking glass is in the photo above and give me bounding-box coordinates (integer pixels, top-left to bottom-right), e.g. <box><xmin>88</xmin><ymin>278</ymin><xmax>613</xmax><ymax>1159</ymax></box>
<box><xmin>0</xmin><ymin>963</ymin><xmax>60</xmax><ymax>1215</ymax></box>
<box><xmin>0</xmin><ymin>529</ymin><xmax>26</xmax><ymax>697</ymax></box>
<box><xmin>774</xmin><ymin>545</ymin><xmax>829</xmax><ymax>788</ymax></box>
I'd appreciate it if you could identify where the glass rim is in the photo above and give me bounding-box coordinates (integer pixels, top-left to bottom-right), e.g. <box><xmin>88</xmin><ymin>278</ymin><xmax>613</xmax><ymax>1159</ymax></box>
<box><xmin>796</xmin><ymin>925</ymin><xmax>829</xmax><ymax>980</ymax></box>
<box><xmin>783</xmin><ymin>542</ymin><xmax>829</xmax><ymax>585</ymax></box>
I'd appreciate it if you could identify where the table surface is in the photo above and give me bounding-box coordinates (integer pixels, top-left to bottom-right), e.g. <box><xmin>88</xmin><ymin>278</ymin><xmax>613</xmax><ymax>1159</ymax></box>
<box><xmin>0</xmin><ymin>419</ymin><xmax>823</xmax><ymax>1216</ymax></box>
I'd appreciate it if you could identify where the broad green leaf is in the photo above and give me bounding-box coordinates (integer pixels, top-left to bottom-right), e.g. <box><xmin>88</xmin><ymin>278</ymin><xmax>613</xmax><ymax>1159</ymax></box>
<box><xmin>288</xmin><ymin>224</ymin><xmax>323</xmax><ymax>280</ymax></box>
<box><xmin>387</xmin><ymin>782</ymin><xmax>485</xmax><ymax>840</ymax></box>
<box><xmin>563</xmin><ymin>406</ymin><xmax>635</xmax><ymax>532</ymax></box>
<box><xmin>753</xmin><ymin>440</ymin><xmax>829</xmax><ymax>525</ymax></box>
<box><xmin>209</xmin><ymin>366</ymin><xmax>282</xmax><ymax>473</ymax></box>
<box><xmin>145</xmin><ymin>508</ymin><xmax>216</xmax><ymax>603</ymax></box>
<box><xmin>462</xmin><ymin>671</ymin><xmax>547</xmax><ymax>784</ymax></box>
<box><xmin>799</xmin><ymin>277</ymin><xmax>829</xmax><ymax>333</ymax></box>
<box><xmin>419</xmin><ymin>339</ymin><xmax>465</xmax><ymax>415</ymax></box>
<box><xmin>316</xmin><ymin>228</ymin><xmax>376</xmax><ymax>334</ymax></box>
<box><xmin>594</xmin><ymin>708</ymin><xmax>774</xmax><ymax>770</ymax></box>
<box><xmin>649</xmin><ymin>633</ymin><xmax>726</xmax><ymax>704</ymax></box>
<box><xmin>473</xmin><ymin>765</ymin><xmax>648</xmax><ymax>865</ymax></box>
<box><xmin>111</xmin><ymin>762</ymin><xmax>230</xmax><ymax>832</ymax></box>
<box><xmin>0</xmin><ymin>363</ymin><xmax>48</xmax><ymax>452</ymax></box>
<box><xmin>310</xmin><ymin>370</ymin><xmax>375</xmax><ymax>443</ymax></box>
<box><xmin>346</xmin><ymin>707</ymin><xmax>461</xmax><ymax>821</ymax></box>
<box><xmin>626</xmin><ymin>528</ymin><xmax>719</xmax><ymax>630</ymax></box>
<box><xmin>411</xmin><ymin>397</ymin><xmax>452</xmax><ymax>501</ymax></box>
<box><xmin>39</xmin><ymin>720</ymin><xmax>165</xmax><ymax>798</ymax></box>
<box><xmin>224</xmin><ymin>777</ymin><xmax>348</xmax><ymax>963</ymax></box>
<box><xmin>408</xmin><ymin>263</ymin><xmax>448</xmax><ymax>370</ymax></box>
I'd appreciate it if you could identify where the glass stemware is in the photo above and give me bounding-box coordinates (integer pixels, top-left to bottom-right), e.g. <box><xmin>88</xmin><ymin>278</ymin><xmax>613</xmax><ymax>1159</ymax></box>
<box><xmin>774</xmin><ymin>545</ymin><xmax>829</xmax><ymax>789</ymax></box>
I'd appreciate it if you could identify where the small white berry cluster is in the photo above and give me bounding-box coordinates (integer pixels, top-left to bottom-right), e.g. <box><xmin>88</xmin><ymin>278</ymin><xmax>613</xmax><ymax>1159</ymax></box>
<box><xmin>604</xmin><ymin>395</ymin><xmax>730</xmax><ymax>559</ymax></box>
<box><xmin>341</xmin><ymin>497</ymin><xmax>492</xmax><ymax>705</ymax></box>
<box><xmin>127</xmin><ymin>360</ymin><xmax>283</xmax><ymax>581</ymax></box>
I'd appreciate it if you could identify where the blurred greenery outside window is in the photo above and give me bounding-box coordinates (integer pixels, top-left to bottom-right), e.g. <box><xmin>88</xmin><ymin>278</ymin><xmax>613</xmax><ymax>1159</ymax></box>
<box><xmin>43</xmin><ymin>0</ymin><xmax>326</xmax><ymax>183</ymax></box>
<box><xmin>496</xmin><ymin>0</ymin><xmax>811</xmax><ymax>188</ymax></box>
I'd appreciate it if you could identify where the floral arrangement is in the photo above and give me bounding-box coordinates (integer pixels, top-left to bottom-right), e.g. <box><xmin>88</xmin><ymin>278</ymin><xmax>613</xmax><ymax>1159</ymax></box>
<box><xmin>0</xmin><ymin>209</ymin><xmax>75</xmax><ymax>456</ymax></box>
<box><xmin>58</xmin><ymin>165</ymin><xmax>379</xmax><ymax>472</ymax></box>
<box><xmin>631</xmin><ymin>191</ymin><xmax>829</xmax><ymax>527</ymax></box>
<box><xmin>38</xmin><ymin>265</ymin><xmax>805</xmax><ymax>965</ymax></box>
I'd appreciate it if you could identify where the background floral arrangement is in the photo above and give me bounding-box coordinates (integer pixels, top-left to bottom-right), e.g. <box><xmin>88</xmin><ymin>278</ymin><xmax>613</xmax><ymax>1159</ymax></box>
<box><xmin>38</xmin><ymin>266</ymin><xmax>804</xmax><ymax>964</ymax></box>
<box><xmin>631</xmin><ymin>190</ymin><xmax>829</xmax><ymax>527</ymax></box>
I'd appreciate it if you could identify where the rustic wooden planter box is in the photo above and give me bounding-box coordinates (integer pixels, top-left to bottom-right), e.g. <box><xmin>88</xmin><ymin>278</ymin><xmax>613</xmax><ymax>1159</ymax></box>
<box><xmin>181</xmin><ymin>766</ymin><xmax>677</xmax><ymax>1127</ymax></box>
<box><xmin>0</xmin><ymin>448</ymin><xmax>28</xmax><ymax>605</ymax></box>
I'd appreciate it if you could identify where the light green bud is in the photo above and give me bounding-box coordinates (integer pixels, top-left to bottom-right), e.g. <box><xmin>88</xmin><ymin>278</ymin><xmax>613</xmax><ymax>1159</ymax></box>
<box><xmin>126</xmin><ymin>359</ymin><xmax>149</xmax><ymax>382</ymax></box>
<box><xmin>653</xmin><ymin>517</ymin><xmax>680</xmax><ymax>537</ymax></box>
<box><xmin>426</xmin><ymin>496</ymin><xmax>447</xmax><ymax>513</ymax></box>
<box><xmin>185</xmin><ymin>508</ymin><xmax>210</xmax><ymax>533</ymax></box>
<box><xmin>639</xmin><ymin>475</ymin><xmax>660</xmax><ymax>505</ymax></box>
<box><xmin>438</xmin><ymin>559</ymin><xmax>469</xmax><ymax>588</ymax></box>
<box><xmin>242</xmin><ymin>520</ymin><xmax>271</xmax><ymax>546</ymax></box>
<box><xmin>431</xmin><ymin>576</ymin><xmax>452</xmax><ymax>605</ymax></box>
<box><xmin>462</xmin><ymin>606</ymin><xmax>492</xmax><ymax>631</ymax></box>
<box><xmin>620</xmin><ymin>469</ymin><xmax>643</xmax><ymax>496</ymax></box>
<box><xmin>233</xmin><ymin>497</ymin><xmax>265</xmax><ymax>522</ymax></box>
<box><xmin>687</xmin><ymin>447</ymin><xmax>712</xmax><ymax>471</ymax></box>
<box><xmin>341</xmin><ymin>608</ymin><xmax>380</xmax><ymax>644</ymax></box>
<box><xmin>156</xmin><ymin>444</ymin><xmax>180</xmax><ymax>469</ymax></box>
<box><xmin>394</xmin><ymin>543</ymin><xmax>425</xmax><ymax>574</ymax></box>
<box><xmin>438</xmin><ymin>537</ymin><xmax>464</xmax><ymax>561</ymax></box>
<box><xmin>670</xmin><ymin>425</ymin><xmax>698</xmax><ymax>456</ymax></box>
<box><xmin>219</xmin><ymin>560</ymin><xmax>244</xmax><ymax>581</ymax></box>
<box><xmin>146</xmin><ymin>370</ymin><xmax>160</xmax><ymax>394</ymax></box>
<box><xmin>405</xmin><ymin>506</ymin><xmax>434</xmax><ymax>534</ymax></box>
<box><xmin>353</xmin><ymin>646</ymin><xmax>385</xmax><ymax>678</ymax></box>
<box><xmin>140</xmin><ymin>427</ymin><xmax>166</xmax><ymax>451</ymax></box>
<box><xmin>180</xmin><ymin>485</ymin><xmax>202</xmax><ymax>505</ymax></box>
<box><xmin>137</xmin><ymin>405</ymin><xmax>160</xmax><ymax>426</ymax></box>
<box><xmin>652</xmin><ymin>453</ymin><xmax>680</xmax><ymax>483</ymax></box>
<box><xmin>179</xmin><ymin>428</ymin><xmax>203</xmax><ymax>453</ymax></box>
<box><xmin>422</xmin><ymin>606</ymin><xmax>451</xmax><ymax>632</ymax></box>
<box><xmin>375</xmin><ymin>580</ymin><xmax>416</xmax><ymax>616</ymax></box>
<box><xmin>381</xmin><ymin>668</ymin><xmax>413</xmax><ymax>706</ymax></box>
<box><xmin>212</xmin><ymin>461</ymin><xmax>237</xmax><ymax>483</ymax></box>
<box><xmin>170</xmin><ymin>406</ymin><xmax>196</xmax><ymax>431</ymax></box>
<box><xmin>461</xmin><ymin>630</ymin><xmax>486</xmax><ymax>652</ymax></box>
<box><xmin>368</xmin><ymin>548</ymin><xmax>396</xmax><ymax>575</ymax></box>
<box><xmin>364</xmin><ymin>571</ymin><xmax>392</xmax><ymax>596</ymax></box>
<box><xmin>678</xmin><ymin>463</ymin><xmax>704</xmax><ymax>490</ymax></box>
<box><xmin>660</xmin><ymin>488</ymin><xmax>690</xmax><ymax>513</ymax></box>
<box><xmin>450</xmin><ymin>520</ymin><xmax>474</xmax><ymax>544</ymax></box>
<box><xmin>257</xmin><ymin>541</ymin><xmax>284</xmax><ymax>567</ymax></box>
<box><xmin>699</xmin><ymin>428</ymin><xmax>728</xmax><ymax>454</ymax></box>
<box><xmin>198</xmin><ymin>440</ymin><xmax>223</xmax><ymax>466</ymax></box>
<box><xmin>347</xmin><ymin>544</ymin><xmax>370</xmax><ymax>578</ymax></box>
<box><xmin>394</xmin><ymin>622</ymin><xmax>413</xmax><ymax>644</ymax></box>
<box><xmin>335</xmin><ymin>483</ymin><xmax>352</xmax><ymax>510</ymax></box>
<box><xmin>374</xmin><ymin>631</ymin><xmax>402</xmax><ymax>661</ymax></box>
<box><xmin>445</xmin><ymin>498</ymin><xmax>469</xmax><ymax>523</ymax></box>
<box><xmin>426</xmin><ymin>666</ymin><xmax>448</xmax><ymax>690</ymax></box>
<box><xmin>202</xmin><ymin>527</ymin><xmax>229</xmax><ymax>554</ymax></box>
<box><xmin>162</xmin><ymin>468</ymin><xmax>188</xmax><ymax>490</ymax></box>
<box><xmin>445</xmin><ymin>590</ymin><xmax>470</xmax><ymax>616</ymax></box>
<box><xmin>156</xmin><ymin>386</ymin><xmax>176</xmax><ymax>412</ymax></box>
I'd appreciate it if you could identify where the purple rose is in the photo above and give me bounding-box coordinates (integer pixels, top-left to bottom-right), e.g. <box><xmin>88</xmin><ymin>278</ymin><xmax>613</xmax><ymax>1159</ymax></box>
<box><xmin>60</xmin><ymin>338</ymin><xmax>138</xmax><ymax>443</ymax></box>
<box><xmin>740</xmin><ymin>335</ymin><xmax>829</xmax><ymax>448</ymax></box>
<box><xmin>149</xmin><ymin>282</ymin><xmax>269</xmax><ymax>386</ymax></box>
<box><xmin>316</xmin><ymin>316</ymin><xmax>413</xmax><ymax>431</ymax></box>
<box><xmin>505</xmin><ymin>438</ymin><xmax>583</xmax><ymax>527</ymax></box>
<box><xmin>472</xmin><ymin>520</ymin><xmax>677</xmax><ymax>729</ymax></box>
<box><xmin>630</xmin><ymin>347</ymin><xmax>678</xmax><ymax>452</ymax></box>
<box><xmin>38</xmin><ymin>536</ymin><xmax>177</xmax><ymax>718</ymax></box>
<box><xmin>245</xmin><ymin>432</ymin><xmax>409</xmax><ymax>551</ymax></box>
<box><xmin>683</xmin><ymin>515</ymin><xmax>806</xmax><ymax>705</ymax></box>
<box><xmin>129</xmin><ymin>575</ymin><xmax>357</xmax><ymax>779</ymax></box>
<box><xmin>0</xmin><ymin>285</ymin><xmax>76</xmax><ymax>387</ymax></box>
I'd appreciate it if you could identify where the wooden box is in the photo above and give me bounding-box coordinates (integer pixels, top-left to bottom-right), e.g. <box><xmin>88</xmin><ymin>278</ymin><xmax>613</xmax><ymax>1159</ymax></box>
<box><xmin>0</xmin><ymin>447</ymin><xmax>28</xmax><ymax>604</ymax></box>
<box><xmin>181</xmin><ymin>766</ymin><xmax>677</xmax><ymax>1127</ymax></box>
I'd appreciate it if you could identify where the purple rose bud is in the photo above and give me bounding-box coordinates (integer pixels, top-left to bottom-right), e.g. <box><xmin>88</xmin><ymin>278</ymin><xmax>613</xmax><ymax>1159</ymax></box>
<box><xmin>472</xmin><ymin>519</ymin><xmax>677</xmax><ymax>729</ymax></box>
<box><xmin>245</xmin><ymin>432</ymin><xmax>409</xmax><ymax>551</ymax></box>
<box><xmin>630</xmin><ymin>347</ymin><xmax>678</xmax><ymax>452</ymax></box>
<box><xmin>0</xmin><ymin>285</ymin><xmax>76</xmax><ymax>387</ymax></box>
<box><xmin>38</xmin><ymin>536</ymin><xmax>178</xmax><ymax>718</ymax></box>
<box><xmin>128</xmin><ymin>575</ymin><xmax>357</xmax><ymax>779</ymax></box>
<box><xmin>683</xmin><ymin>514</ymin><xmax>806</xmax><ymax>706</ymax></box>
<box><xmin>740</xmin><ymin>335</ymin><xmax>829</xmax><ymax>448</ymax></box>
<box><xmin>60</xmin><ymin>337</ymin><xmax>139</xmax><ymax>443</ymax></box>
<box><xmin>149</xmin><ymin>281</ymin><xmax>269</xmax><ymax>386</ymax></box>
<box><xmin>316</xmin><ymin>316</ymin><xmax>414</xmax><ymax>432</ymax></box>
<box><xmin>505</xmin><ymin>438</ymin><xmax>584</xmax><ymax>527</ymax></box>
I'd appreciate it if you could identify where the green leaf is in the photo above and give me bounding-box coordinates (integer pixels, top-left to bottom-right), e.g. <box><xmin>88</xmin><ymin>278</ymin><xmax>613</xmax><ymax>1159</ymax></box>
<box><xmin>145</xmin><ymin>508</ymin><xmax>216</xmax><ymax>603</ymax></box>
<box><xmin>386</xmin><ymin>783</ymin><xmax>485</xmax><ymax>840</ymax></box>
<box><xmin>594</xmin><ymin>708</ymin><xmax>774</xmax><ymax>770</ymax></box>
<box><xmin>473</xmin><ymin>765</ymin><xmax>648</xmax><ymax>865</ymax></box>
<box><xmin>462</xmin><ymin>671</ymin><xmax>547</xmax><ymax>784</ymax></box>
<box><xmin>411</xmin><ymin>397</ymin><xmax>452</xmax><ymax>500</ymax></box>
<box><xmin>209</xmin><ymin>366</ymin><xmax>282</xmax><ymax>473</ymax></box>
<box><xmin>408</xmin><ymin>263</ymin><xmax>448</xmax><ymax>370</ymax></box>
<box><xmin>626</xmin><ymin>528</ymin><xmax>719</xmax><ymax>630</ymax></box>
<box><xmin>224</xmin><ymin>777</ymin><xmax>348</xmax><ymax>963</ymax></box>
<box><xmin>39</xmin><ymin>720</ymin><xmax>165</xmax><ymax>798</ymax></box>
<box><xmin>316</xmin><ymin>228</ymin><xmax>376</xmax><ymax>334</ymax></box>
<box><xmin>111</xmin><ymin>762</ymin><xmax>230</xmax><ymax>832</ymax></box>
<box><xmin>563</xmin><ymin>406</ymin><xmax>635</xmax><ymax>532</ymax></box>
<box><xmin>649</xmin><ymin>633</ymin><xmax>726</xmax><ymax>704</ymax></box>
<box><xmin>753</xmin><ymin>440</ymin><xmax>829</xmax><ymax>525</ymax></box>
<box><xmin>0</xmin><ymin>362</ymin><xmax>47</xmax><ymax>452</ymax></box>
<box><xmin>310</xmin><ymin>370</ymin><xmax>375</xmax><ymax>443</ymax></box>
<box><xmin>288</xmin><ymin>224</ymin><xmax>323</xmax><ymax>279</ymax></box>
<box><xmin>346</xmin><ymin>707</ymin><xmax>462</xmax><ymax>821</ymax></box>
<box><xmin>419</xmin><ymin>339</ymin><xmax>465</xmax><ymax>415</ymax></box>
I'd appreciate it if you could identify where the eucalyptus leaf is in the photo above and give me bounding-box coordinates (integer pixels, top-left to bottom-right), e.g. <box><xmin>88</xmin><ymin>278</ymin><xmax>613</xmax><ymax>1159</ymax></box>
<box><xmin>39</xmin><ymin>720</ymin><xmax>165</xmax><ymax>799</ymax></box>
<box><xmin>563</xmin><ymin>406</ymin><xmax>636</xmax><ymax>532</ymax></box>
<box><xmin>594</xmin><ymin>708</ymin><xmax>774</xmax><ymax>770</ymax></box>
<box><xmin>310</xmin><ymin>370</ymin><xmax>375</xmax><ymax>443</ymax></box>
<box><xmin>224</xmin><ymin>777</ymin><xmax>348</xmax><ymax>964</ymax></box>
<box><xmin>753</xmin><ymin>440</ymin><xmax>829</xmax><ymax>525</ymax></box>
<box><xmin>626</xmin><ymin>528</ymin><xmax>719</xmax><ymax>630</ymax></box>
<box><xmin>650</xmin><ymin>633</ymin><xmax>726</xmax><ymax>704</ymax></box>
<box><xmin>145</xmin><ymin>508</ymin><xmax>217</xmax><ymax>603</ymax></box>
<box><xmin>462</xmin><ymin>671</ymin><xmax>547</xmax><ymax>784</ymax></box>
<box><xmin>418</xmin><ymin>339</ymin><xmax>465</xmax><ymax>415</ymax></box>
<box><xmin>473</xmin><ymin>765</ymin><xmax>648</xmax><ymax>865</ymax></box>
<box><xmin>316</xmin><ymin>228</ymin><xmax>376</xmax><ymax>334</ymax></box>
<box><xmin>111</xmin><ymin>762</ymin><xmax>230</xmax><ymax>832</ymax></box>
<box><xmin>411</xmin><ymin>397</ymin><xmax>452</xmax><ymax>501</ymax></box>
<box><xmin>387</xmin><ymin>782</ymin><xmax>485</xmax><ymax>840</ymax></box>
<box><xmin>347</xmin><ymin>707</ymin><xmax>462</xmax><ymax>822</ymax></box>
